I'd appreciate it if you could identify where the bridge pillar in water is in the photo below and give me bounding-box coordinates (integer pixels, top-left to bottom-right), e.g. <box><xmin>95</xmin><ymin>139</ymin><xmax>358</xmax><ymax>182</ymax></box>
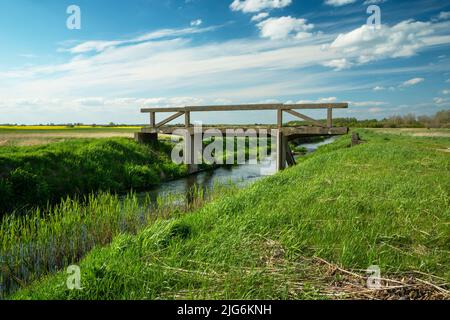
<box><xmin>184</xmin><ymin>132</ymin><xmax>199</xmax><ymax>174</ymax></box>
<box><xmin>134</xmin><ymin>132</ymin><xmax>158</xmax><ymax>144</ymax></box>
<box><xmin>276</xmin><ymin>130</ymin><xmax>287</xmax><ymax>171</ymax></box>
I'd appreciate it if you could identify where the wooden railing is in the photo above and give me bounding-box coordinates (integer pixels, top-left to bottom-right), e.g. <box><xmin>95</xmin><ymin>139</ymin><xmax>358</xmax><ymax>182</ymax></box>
<box><xmin>141</xmin><ymin>103</ymin><xmax>348</xmax><ymax>129</ymax></box>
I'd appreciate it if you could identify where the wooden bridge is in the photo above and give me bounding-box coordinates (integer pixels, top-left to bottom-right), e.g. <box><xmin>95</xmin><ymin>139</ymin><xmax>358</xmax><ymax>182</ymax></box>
<box><xmin>136</xmin><ymin>103</ymin><xmax>349</xmax><ymax>172</ymax></box>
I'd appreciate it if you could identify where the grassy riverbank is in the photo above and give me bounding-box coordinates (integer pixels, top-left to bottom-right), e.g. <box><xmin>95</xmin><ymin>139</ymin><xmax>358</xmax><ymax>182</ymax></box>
<box><xmin>0</xmin><ymin>138</ymin><xmax>187</xmax><ymax>215</ymax></box>
<box><xmin>0</xmin><ymin>184</ymin><xmax>234</xmax><ymax>298</ymax></box>
<box><xmin>0</xmin><ymin>126</ymin><xmax>144</xmax><ymax>147</ymax></box>
<box><xmin>11</xmin><ymin>130</ymin><xmax>450</xmax><ymax>300</ymax></box>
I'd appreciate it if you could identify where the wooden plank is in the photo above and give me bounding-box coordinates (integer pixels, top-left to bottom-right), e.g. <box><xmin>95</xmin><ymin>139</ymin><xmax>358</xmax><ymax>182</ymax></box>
<box><xmin>286</xmin><ymin>145</ymin><xmax>296</xmax><ymax>167</ymax></box>
<box><xmin>155</xmin><ymin>111</ymin><xmax>184</xmax><ymax>128</ymax></box>
<box><xmin>277</xmin><ymin>109</ymin><xmax>283</xmax><ymax>128</ymax></box>
<box><xmin>150</xmin><ymin>112</ymin><xmax>155</xmax><ymax>128</ymax></box>
<box><xmin>185</xmin><ymin>111</ymin><xmax>190</xmax><ymax>128</ymax></box>
<box><xmin>281</xmin><ymin>126</ymin><xmax>348</xmax><ymax>137</ymax></box>
<box><xmin>284</xmin><ymin>109</ymin><xmax>326</xmax><ymax>127</ymax></box>
<box><xmin>143</xmin><ymin>126</ymin><xmax>349</xmax><ymax>137</ymax></box>
<box><xmin>276</xmin><ymin>131</ymin><xmax>287</xmax><ymax>171</ymax></box>
<box><xmin>282</xmin><ymin>103</ymin><xmax>347</xmax><ymax>110</ymax></box>
<box><xmin>327</xmin><ymin>108</ymin><xmax>333</xmax><ymax>128</ymax></box>
<box><xmin>141</xmin><ymin>103</ymin><xmax>348</xmax><ymax>113</ymax></box>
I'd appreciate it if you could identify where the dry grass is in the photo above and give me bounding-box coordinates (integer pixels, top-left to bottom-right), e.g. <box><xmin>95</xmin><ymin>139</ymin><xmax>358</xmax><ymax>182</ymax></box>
<box><xmin>10</xmin><ymin>130</ymin><xmax>450</xmax><ymax>300</ymax></box>
<box><xmin>0</xmin><ymin>132</ymin><xmax>135</xmax><ymax>146</ymax></box>
<box><xmin>370</xmin><ymin>128</ymin><xmax>450</xmax><ymax>138</ymax></box>
<box><xmin>0</xmin><ymin>126</ymin><xmax>173</xmax><ymax>147</ymax></box>
<box><xmin>311</xmin><ymin>257</ymin><xmax>449</xmax><ymax>300</ymax></box>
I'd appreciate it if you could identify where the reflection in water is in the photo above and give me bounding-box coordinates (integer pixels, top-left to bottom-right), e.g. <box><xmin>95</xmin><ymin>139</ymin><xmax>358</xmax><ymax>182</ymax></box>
<box><xmin>139</xmin><ymin>137</ymin><xmax>337</xmax><ymax>203</ymax></box>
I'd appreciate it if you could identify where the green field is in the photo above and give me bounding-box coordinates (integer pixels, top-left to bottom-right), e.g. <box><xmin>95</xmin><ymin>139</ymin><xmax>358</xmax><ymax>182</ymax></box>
<box><xmin>0</xmin><ymin>138</ymin><xmax>188</xmax><ymax>214</ymax></box>
<box><xmin>0</xmin><ymin>126</ymin><xmax>143</xmax><ymax>147</ymax></box>
<box><xmin>7</xmin><ymin>129</ymin><xmax>449</xmax><ymax>300</ymax></box>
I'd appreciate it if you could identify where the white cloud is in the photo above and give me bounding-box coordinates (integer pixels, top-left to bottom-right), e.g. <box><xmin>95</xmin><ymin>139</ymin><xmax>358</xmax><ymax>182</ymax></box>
<box><xmin>296</xmin><ymin>97</ymin><xmax>338</xmax><ymax>104</ymax></box>
<box><xmin>230</xmin><ymin>0</ymin><xmax>292</xmax><ymax>13</ymax></box>
<box><xmin>2</xmin><ymin>15</ymin><xmax>449</xmax><ymax>123</ymax></box>
<box><xmin>363</xmin><ymin>0</ymin><xmax>387</xmax><ymax>5</ymax></box>
<box><xmin>299</xmin><ymin>100</ymin><xmax>389</xmax><ymax>116</ymax></box>
<box><xmin>318</xmin><ymin>97</ymin><xmax>337</xmax><ymax>103</ymax></box>
<box><xmin>400</xmin><ymin>77</ymin><xmax>424</xmax><ymax>87</ymax></box>
<box><xmin>190</xmin><ymin>19</ymin><xmax>203</xmax><ymax>27</ymax></box>
<box><xmin>75</xmin><ymin>97</ymin><xmax>106</xmax><ymax>106</ymax></box>
<box><xmin>434</xmin><ymin>97</ymin><xmax>450</xmax><ymax>105</ymax></box>
<box><xmin>350</xmin><ymin>101</ymin><xmax>387</xmax><ymax>107</ymax></box>
<box><xmin>19</xmin><ymin>54</ymin><xmax>37</xmax><ymax>59</ymax></box>
<box><xmin>325</xmin><ymin>0</ymin><xmax>357</xmax><ymax>7</ymax></box>
<box><xmin>322</xmin><ymin>58</ymin><xmax>352</xmax><ymax>71</ymax></box>
<box><xmin>257</xmin><ymin>16</ymin><xmax>314</xmax><ymax>40</ymax></box>
<box><xmin>435</xmin><ymin>11</ymin><xmax>450</xmax><ymax>21</ymax></box>
<box><xmin>1</xmin><ymin>96</ymin><xmax>204</xmax><ymax>111</ymax></box>
<box><xmin>64</xmin><ymin>26</ymin><xmax>216</xmax><ymax>54</ymax></box>
<box><xmin>0</xmin><ymin>28</ymin><xmax>347</xmax><ymax>117</ymax></box>
<box><xmin>251</xmin><ymin>12</ymin><xmax>269</xmax><ymax>22</ymax></box>
<box><xmin>442</xmin><ymin>89</ymin><xmax>450</xmax><ymax>95</ymax></box>
<box><xmin>324</xmin><ymin>20</ymin><xmax>436</xmax><ymax>68</ymax></box>
<box><xmin>373</xmin><ymin>86</ymin><xmax>385</xmax><ymax>91</ymax></box>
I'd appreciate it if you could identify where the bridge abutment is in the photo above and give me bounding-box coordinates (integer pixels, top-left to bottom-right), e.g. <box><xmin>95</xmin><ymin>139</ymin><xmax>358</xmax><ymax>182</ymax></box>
<box><xmin>275</xmin><ymin>131</ymin><xmax>296</xmax><ymax>171</ymax></box>
<box><xmin>134</xmin><ymin>132</ymin><xmax>158</xmax><ymax>144</ymax></box>
<box><xmin>276</xmin><ymin>130</ymin><xmax>287</xmax><ymax>171</ymax></box>
<box><xmin>138</xmin><ymin>103</ymin><xmax>349</xmax><ymax>172</ymax></box>
<box><xmin>184</xmin><ymin>132</ymin><xmax>200</xmax><ymax>174</ymax></box>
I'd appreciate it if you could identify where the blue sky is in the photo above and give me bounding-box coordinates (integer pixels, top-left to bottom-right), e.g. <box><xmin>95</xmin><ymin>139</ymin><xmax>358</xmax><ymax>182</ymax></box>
<box><xmin>0</xmin><ymin>0</ymin><xmax>450</xmax><ymax>124</ymax></box>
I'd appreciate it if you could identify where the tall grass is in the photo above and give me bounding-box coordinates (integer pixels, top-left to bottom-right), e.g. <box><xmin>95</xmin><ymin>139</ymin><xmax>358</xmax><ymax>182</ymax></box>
<box><xmin>0</xmin><ymin>138</ymin><xmax>187</xmax><ymax>215</ymax></box>
<box><xmin>0</xmin><ymin>182</ymin><xmax>236</xmax><ymax>298</ymax></box>
<box><xmin>11</xmin><ymin>130</ymin><xmax>449</xmax><ymax>300</ymax></box>
<box><xmin>0</xmin><ymin>135</ymin><xmax>276</xmax><ymax>216</ymax></box>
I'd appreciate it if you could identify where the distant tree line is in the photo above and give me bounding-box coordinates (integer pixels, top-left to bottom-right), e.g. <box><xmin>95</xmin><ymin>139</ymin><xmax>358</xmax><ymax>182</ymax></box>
<box><xmin>288</xmin><ymin>110</ymin><xmax>450</xmax><ymax>128</ymax></box>
<box><xmin>1</xmin><ymin>110</ymin><xmax>449</xmax><ymax>129</ymax></box>
<box><xmin>333</xmin><ymin>110</ymin><xmax>449</xmax><ymax>128</ymax></box>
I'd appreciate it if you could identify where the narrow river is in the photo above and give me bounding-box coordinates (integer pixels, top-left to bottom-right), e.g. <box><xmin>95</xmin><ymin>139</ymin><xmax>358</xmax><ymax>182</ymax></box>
<box><xmin>138</xmin><ymin>136</ymin><xmax>338</xmax><ymax>201</ymax></box>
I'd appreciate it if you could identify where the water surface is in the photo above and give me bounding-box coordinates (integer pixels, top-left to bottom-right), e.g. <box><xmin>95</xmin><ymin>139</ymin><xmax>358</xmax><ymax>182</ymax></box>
<box><xmin>139</xmin><ymin>136</ymin><xmax>337</xmax><ymax>201</ymax></box>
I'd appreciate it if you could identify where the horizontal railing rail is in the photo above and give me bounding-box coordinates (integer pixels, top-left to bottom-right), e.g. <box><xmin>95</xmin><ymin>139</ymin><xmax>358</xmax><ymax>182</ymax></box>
<box><xmin>140</xmin><ymin>103</ymin><xmax>348</xmax><ymax>129</ymax></box>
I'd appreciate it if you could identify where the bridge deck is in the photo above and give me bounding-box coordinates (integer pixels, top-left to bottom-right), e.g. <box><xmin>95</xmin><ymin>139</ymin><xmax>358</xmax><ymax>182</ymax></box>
<box><xmin>137</xmin><ymin>103</ymin><xmax>349</xmax><ymax>171</ymax></box>
<box><xmin>142</xmin><ymin>125</ymin><xmax>348</xmax><ymax>137</ymax></box>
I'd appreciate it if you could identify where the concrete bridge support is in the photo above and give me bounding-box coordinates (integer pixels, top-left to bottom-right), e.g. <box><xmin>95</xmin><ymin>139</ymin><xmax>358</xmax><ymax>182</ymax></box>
<box><xmin>275</xmin><ymin>130</ymin><xmax>296</xmax><ymax>171</ymax></box>
<box><xmin>135</xmin><ymin>129</ymin><xmax>300</xmax><ymax>173</ymax></box>
<box><xmin>276</xmin><ymin>130</ymin><xmax>287</xmax><ymax>171</ymax></box>
<box><xmin>137</xmin><ymin>103</ymin><xmax>349</xmax><ymax>173</ymax></box>
<box><xmin>134</xmin><ymin>132</ymin><xmax>158</xmax><ymax>144</ymax></box>
<box><xmin>184</xmin><ymin>132</ymin><xmax>199</xmax><ymax>174</ymax></box>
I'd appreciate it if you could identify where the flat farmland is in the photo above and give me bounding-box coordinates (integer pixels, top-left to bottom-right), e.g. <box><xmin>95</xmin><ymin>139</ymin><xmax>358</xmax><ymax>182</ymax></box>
<box><xmin>368</xmin><ymin>128</ymin><xmax>450</xmax><ymax>138</ymax></box>
<box><xmin>0</xmin><ymin>126</ymin><xmax>142</xmax><ymax>146</ymax></box>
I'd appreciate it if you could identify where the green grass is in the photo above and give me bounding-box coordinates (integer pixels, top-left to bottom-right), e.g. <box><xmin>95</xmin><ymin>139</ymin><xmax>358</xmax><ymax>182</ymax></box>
<box><xmin>0</xmin><ymin>138</ymin><xmax>187</xmax><ymax>215</ymax></box>
<box><xmin>0</xmin><ymin>135</ymin><xmax>273</xmax><ymax>215</ymax></box>
<box><xmin>0</xmin><ymin>126</ymin><xmax>141</xmax><ymax>132</ymax></box>
<box><xmin>0</xmin><ymin>183</ymin><xmax>235</xmax><ymax>298</ymax></box>
<box><xmin>9</xmin><ymin>130</ymin><xmax>450</xmax><ymax>299</ymax></box>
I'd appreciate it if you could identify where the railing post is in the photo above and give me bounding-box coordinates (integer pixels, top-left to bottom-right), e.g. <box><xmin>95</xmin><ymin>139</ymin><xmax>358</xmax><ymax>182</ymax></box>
<box><xmin>327</xmin><ymin>108</ymin><xmax>333</xmax><ymax>128</ymax></box>
<box><xmin>277</xmin><ymin>108</ymin><xmax>283</xmax><ymax>128</ymax></box>
<box><xmin>150</xmin><ymin>112</ymin><xmax>155</xmax><ymax>128</ymax></box>
<box><xmin>276</xmin><ymin>130</ymin><xmax>287</xmax><ymax>171</ymax></box>
<box><xmin>185</xmin><ymin>111</ymin><xmax>190</xmax><ymax>128</ymax></box>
